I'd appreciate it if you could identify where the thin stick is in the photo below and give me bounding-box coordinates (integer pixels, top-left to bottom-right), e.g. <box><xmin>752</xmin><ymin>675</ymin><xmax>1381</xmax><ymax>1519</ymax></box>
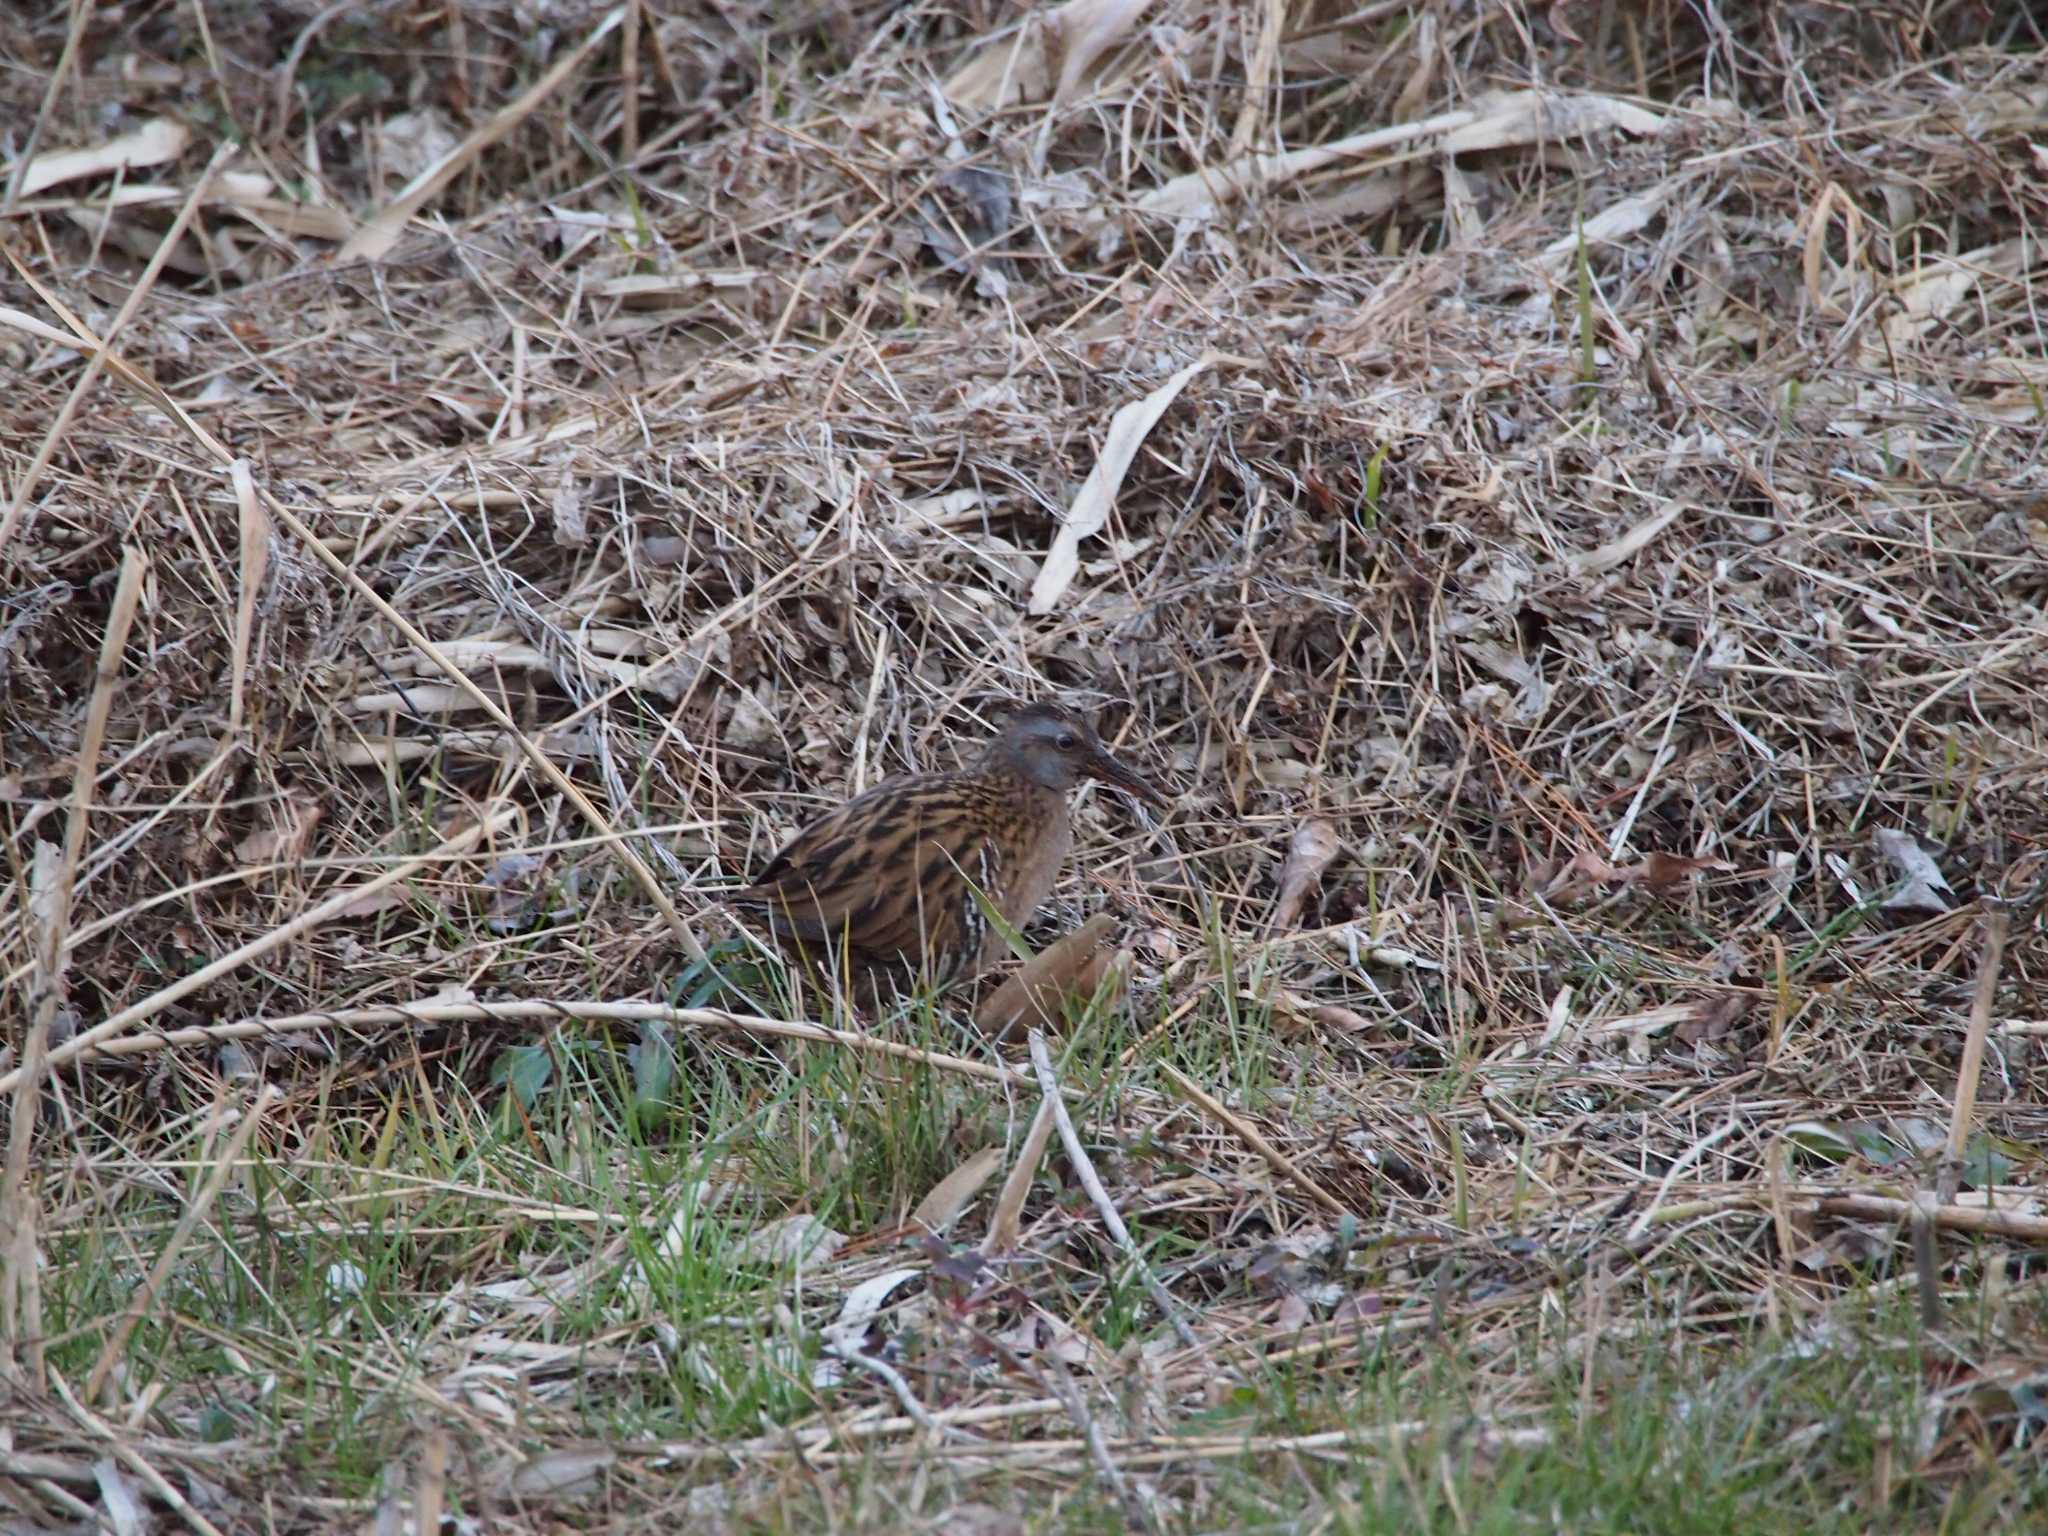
<box><xmin>1625</xmin><ymin>1111</ymin><xmax>1741</xmax><ymax>1240</ymax></box>
<box><xmin>1917</xmin><ymin>906</ymin><xmax>2012</xmax><ymax>1328</ymax></box>
<box><xmin>824</xmin><ymin>1342</ymin><xmax>951</xmax><ymax>1441</ymax></box>
<box><xmin>1158</xmin><ymin>1060</ymin><xmax>1355</xmax><ymax>1220</ymax></box>
<box><xmin>1815</xmin><ymin>1192</ymin><xmax>2048</xmax><ymax>1241</ymax></box>
<box><xmin>621</xmin><ymin>0</ymin><xmax>642</xmax><ymax>162</ymax></box>
<box><xmin>0</xmin><ymin>848</ymin><xmax>59</xmax><ymax>1391</ymax></box>
<box><xmin>1943</xmin><ymin>907</ymin><xmax>2007</xmax><ymax>1166</ymax></box>
<box><xmin>1026</xmin><ymin>1032</ymin><xmax>1200</xmax><ymax>1352</ymax></box>
<box><xmin>712</xmin><ymin>1418</ymin><xmax>1552</xmax><ymax>1470</ymax></box>
<box><xmin>0</xmin><ymin>142</ymin><xmax>233</xmax><ymax>556</ymax></box>
<box><xmin>2</xmin><ymin>548</ymin><xmax>145</xmax><ymax>1389</ymax></box>
<box><xmin>19</xmin><ymin>996</ymin><xmax>1044</xmax><ymax>1095</ymax></box>
<box><xmin>1034</xmin><ymin>1347</ymin><xmax>1150</xmax><ymax>1530</ymax></box>
<box><xmin>983</xmin><ymin>1096</ymin><xmax>1059</xmax><ymax>1254</ymax></box>
<box><xmin>0</xmin><ymin>808</ymin><xmax>518</xmax><ymax>1096</ymax></box>
<box><xmin>84</xmin><ymin>1087</ymin><xmax>278</xmax><ymax>1401</ymax></box>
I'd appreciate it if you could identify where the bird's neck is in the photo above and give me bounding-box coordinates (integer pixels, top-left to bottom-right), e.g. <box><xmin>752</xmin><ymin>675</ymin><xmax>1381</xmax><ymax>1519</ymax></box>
<box><xmin>980</xmin><ymin>763</ymin><xmax>1067</xmax><ymax>804</ymax></box>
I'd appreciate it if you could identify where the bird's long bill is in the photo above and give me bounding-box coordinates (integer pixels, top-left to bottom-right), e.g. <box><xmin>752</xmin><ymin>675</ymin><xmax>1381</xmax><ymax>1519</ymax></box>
<box><xmin>1087</xmin><ymin>745</ymin><xmax>1168</xmax><ymax>809</ymax></box>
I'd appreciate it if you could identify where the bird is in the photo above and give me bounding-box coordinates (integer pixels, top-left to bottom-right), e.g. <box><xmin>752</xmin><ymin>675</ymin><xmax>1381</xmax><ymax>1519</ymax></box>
<box><xmin>729</xmin><ymin>702</ymin><xmax>1165</xmax><ymax>991</ymax></box>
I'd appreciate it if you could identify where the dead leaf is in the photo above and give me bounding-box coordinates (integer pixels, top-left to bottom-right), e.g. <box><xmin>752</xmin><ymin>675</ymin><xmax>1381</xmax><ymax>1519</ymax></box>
<box><xmin>1269</xmin><ymin>818</ymin><xmax>1341</xmax><ymax>933</ymax></box>
<box><xmin>818</xmin><ymin>1266</ymin><xmax>923</xmax><ymax>1373</ymax></box>
<box><xmin>738</xmin><ymin>1214</ymin><xmax>845</xmax><ymax>1267</ymax></box>
<box><xmin>1534</xmin><ymin>848</ymin><xmax>1620</xmax><ymax>900</ymax></box>
<box><xmin>1672</xmin><ymin>990</ymin><xmax>1755</xmax><ymax>1046</ymax></box>
<box><xmin>334</xmin><ymin>884</ymin><xmax>410</xmax><ymax>920</ymax></box>
<box><xmin>503</xmin><ymin>1448</ymin><xmax>615</xmax><ymax>1497</ymax></box>
<box><xmin>12</xmin><ymin>118</ymin><xmax>190</xmax><ymax>198</ymax></box>
<box><xmin>1563</xmin><ymin>499</ymin><xmax>1687</xmax><ymax>576</ymax></box>
<box><xmin>92</xmin><ymin>1459</ymin><xmax>148</xmax><ymax>1536</ymax></box>
<box><xmin>1538</xmin><ymin>848</ymin><xmax>1733</xmax><ymax>902</ymax></box>
<box><xmin>1260</xmin><ymin>986</ymin><xmax>1375</xmax><ymax>1036</ymax></box>
<box><xmin>910</xmin><ymin>1145</ymin><xmax>1004</xmax><ymax>1234</ymax></box>
<box><xmin>975</xmin><ymin>913</ymin><xmax>1118</xmax><ymax>1040</ymax></box>
<box><xmin>234</xmin><ymin>785</ymin><xmax>324</xmax><ymax>877</ymax></box>
<box><xmin>1640</xmin><ymin>850</ymin><xmax>1738</xmax><ymax>892</ymax></box>
<box><xmin>943</xmin><ymin>0</ymin><xmax>1151</xmax><ymax>112</ymax></box>
<box><xmin>1027</xmin><ymin>355</ymin><xmax>1213</xmax><ymax>614</ymax></box>
<box><xmin>1141</xmin><ymin>91</ymin><xmax>1663</xmax><ymax>222</ymax></box>
<box><xmin>1873</xmin><ymin>828</ymin><xmax>1952</xmax><ymax>913</ymax></box>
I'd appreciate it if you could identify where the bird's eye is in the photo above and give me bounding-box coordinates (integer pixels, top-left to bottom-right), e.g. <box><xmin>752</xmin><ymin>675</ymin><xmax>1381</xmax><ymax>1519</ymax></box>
<box><xmin>1055</xmin><ymin>732</ymin><xmax>1078</xmax><ymax>750</ymax></box>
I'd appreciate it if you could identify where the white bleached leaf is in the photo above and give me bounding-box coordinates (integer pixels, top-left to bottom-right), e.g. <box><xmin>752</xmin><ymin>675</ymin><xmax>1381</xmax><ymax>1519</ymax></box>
<box><xmin>1873</xmin><ymin>828</ymin><xmax>1952</xmax><ymax>913</ymax></box>
<box><xmin>1028</xmin><ymin>353</ymin><xmax>1212</xmax><ymax>614</ymax></box>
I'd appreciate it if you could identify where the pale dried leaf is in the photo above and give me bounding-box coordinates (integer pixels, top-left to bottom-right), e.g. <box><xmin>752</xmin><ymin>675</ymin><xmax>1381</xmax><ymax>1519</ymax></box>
<box><xmin>91</xmin><ymin>1460</ymin><xmax>147</xmax><ymax>1536</ymax></box>
<box><xmin>233</xmin><ymin>785</ymin><xmax>324</xmax><ymax>874</ymax></box>
<box><xmin>820</xmin><ymin>1267</ymin><xmax>922</xmax><ymax>1358</ymax></box>
<box><xmin>1269</xmin><ymin>818</ymin><xmax>1341</xmax><ymax>932</ymax></box>
<box><xmin>910</xmin><ymin>1145</ymin><xmax>1004</xmax><ymax>1233</ymax></box>
<box><xmin>13</xmin><ymin>118</ymin><xmax>190</xmax><ymax>198</ymax></box>
<box><xmin>1564</xmin><ymin>499</ymin><xmax>1687</xmax><ymax>577</ymax></box>
<box><xmin>738</xmin><ymin>1214</ymin><xmax>845</xmax><ymax>1267</ymax></box>
<box><xmin>1874</xmin><ymin>828</ymin><xmax>1952</xmax><ymax>913</ymax></box>
<box><xmin>505</xmin><ymin>1448</ymin><xmax>615</xmax><ymax>1496</ymax></box>
<box><xmin>1028</xmin><ymin>354</ymin><xmax>1212</xmax><ymax>614</ymax></box>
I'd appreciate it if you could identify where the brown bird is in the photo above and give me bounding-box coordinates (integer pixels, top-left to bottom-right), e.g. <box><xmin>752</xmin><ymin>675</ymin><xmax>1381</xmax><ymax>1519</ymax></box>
<box><xmin>730</xmin><ymin>703</ymin><xmax>1165</xmax><ymax>989</ymax></box>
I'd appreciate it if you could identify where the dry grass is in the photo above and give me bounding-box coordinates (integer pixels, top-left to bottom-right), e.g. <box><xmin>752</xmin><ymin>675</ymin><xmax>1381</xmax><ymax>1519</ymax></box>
<box><xmin>4</xmin><ymin>0</ymin><xmax>2048</xmax><ymax>1530</ymax></box>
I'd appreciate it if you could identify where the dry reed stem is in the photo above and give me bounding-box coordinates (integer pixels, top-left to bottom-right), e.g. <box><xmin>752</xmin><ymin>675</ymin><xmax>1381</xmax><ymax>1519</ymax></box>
<box><xmin>0</xmin><ymin>807</ymin><xmax>519</xmax><ymax>1094</ymax></box>
<box><xmin>1028</xmin><ymin>1030</ymin><xmax>1202</xmax><ymax>1354</ymax></box>
<box><xmin>1157</xmin><ymin>1060</ymin><xmax>1354</xmax><ymax>1220</ymax></box>
<box><xmin>40</xmin><ymin>996</ymin><xmax>1044</xmax><ymax>1092</ymax></box>
<box><xmin>2</xmin><ymin>545</ymin><xmax>145</xmax><ymax>1388</ymax></box>
<box><xmin>83</xmin><ymin>1085</ymin><xmax>277</xmax><ymax>1402</ymax></box>
<box><xmin>0</xmin><ymin>144</ymin><xmax>230</xmax><ymax>554</ymax></box>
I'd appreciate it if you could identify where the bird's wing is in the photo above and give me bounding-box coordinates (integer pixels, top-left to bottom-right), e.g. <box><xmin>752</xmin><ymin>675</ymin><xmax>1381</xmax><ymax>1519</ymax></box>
<box><xmin>732</xmin><ymin>776</ymin><xmax>1005</xmax><ymax>966</ymax></box>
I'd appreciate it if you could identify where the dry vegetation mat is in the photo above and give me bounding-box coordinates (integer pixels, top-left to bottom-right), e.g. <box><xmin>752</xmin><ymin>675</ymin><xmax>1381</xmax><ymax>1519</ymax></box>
<box><xmin>3</xmin><ymin>0</ymin><xmax>2048</xmax><ymax>1530</ymax></box>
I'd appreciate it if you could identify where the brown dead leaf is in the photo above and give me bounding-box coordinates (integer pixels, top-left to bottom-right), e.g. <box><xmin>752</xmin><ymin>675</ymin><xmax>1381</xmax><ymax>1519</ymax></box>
<box><xmin>1672</xmin><ymin>990</ymin><xmax>1756</xmax><ymax>1047</ymax></box>
<box><xmin>975</xmin><ymin>913</ymin><xmax>1119</xmax><ymax>1041</ymax></box>
<box><xmin>334</xmin><ymin>884</ymin><xmax>411</xmax><ymax>920</ymax></box>
<box><xmin>1534</xmin><ymin>848</ymin><xmax>1620</xmax><ymax>901</ymax></box>
<box><xmin>1269</xmin><ymin>817</ymin><xmax>1341</xmax><ymax>933</ymax></box>
<box><xmin>1639</xmin><ymin>850</ymin><xmax>1738</xmax><ymax>892</ymax></box>
<box><xmin>234</xmin><ymin>786</ymin><xmax>324</xmax><ymax>880</ymax></box>
<box><xmin>1538</xmin><ymin>848</ymin><xmax>1734</xmax><ymax>901</ymax></box>
<box><xmin>910</xmin><ymin>1145</ymin><xmax>1004</xmax><ymax>1235</ymax></box>
<box><xmin>1261</xmin><ymin>987</ymin><xmax>1376</xmax><ymax>1036</ymax></box>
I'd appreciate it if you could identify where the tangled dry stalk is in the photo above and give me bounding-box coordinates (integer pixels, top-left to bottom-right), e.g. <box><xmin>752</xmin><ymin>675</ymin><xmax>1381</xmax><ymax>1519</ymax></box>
<box><xmin>2</xmin><ymin>0</ymin><xmax>2046</xmax><ymax>1528</ymax></box>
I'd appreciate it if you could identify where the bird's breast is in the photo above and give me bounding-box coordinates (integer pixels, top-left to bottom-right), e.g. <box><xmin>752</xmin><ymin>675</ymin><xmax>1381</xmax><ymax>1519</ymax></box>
<box><xmin>979</xmin><ymin>786</ymin><xmax>1073</xmax><ymax>966</ymax></box>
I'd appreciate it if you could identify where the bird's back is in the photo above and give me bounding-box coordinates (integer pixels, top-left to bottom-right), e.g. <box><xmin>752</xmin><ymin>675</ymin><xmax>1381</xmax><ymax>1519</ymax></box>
<box><xmin>732</xmin><ymin>768</ymin><xmax>1066</xmax><ymax>981</ymax></box>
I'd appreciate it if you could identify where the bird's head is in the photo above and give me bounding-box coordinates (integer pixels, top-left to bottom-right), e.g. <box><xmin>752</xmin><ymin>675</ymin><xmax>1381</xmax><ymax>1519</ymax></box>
<box><xmin>986</xmin><ymin>703</ymin><xmax>1167</xmax><ymax>807</ymax></box>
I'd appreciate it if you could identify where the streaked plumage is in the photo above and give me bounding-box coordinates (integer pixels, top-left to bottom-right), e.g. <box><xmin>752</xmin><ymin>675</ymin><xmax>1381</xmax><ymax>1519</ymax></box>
<box><xmin>730</xmin><ymin>703</ymin><xmax>1164</xmax><ymax>987</ymax></box>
